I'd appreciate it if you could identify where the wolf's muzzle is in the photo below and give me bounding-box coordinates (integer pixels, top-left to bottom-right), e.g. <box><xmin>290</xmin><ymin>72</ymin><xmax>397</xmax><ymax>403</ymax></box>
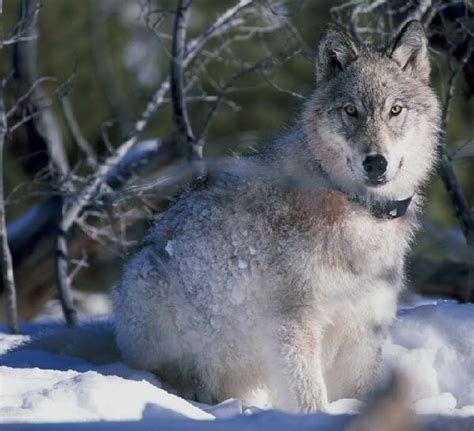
<box><xmin>363</xmin><ymin>154</ymin><xmax>388</xmax><ymax>185</ymax></box>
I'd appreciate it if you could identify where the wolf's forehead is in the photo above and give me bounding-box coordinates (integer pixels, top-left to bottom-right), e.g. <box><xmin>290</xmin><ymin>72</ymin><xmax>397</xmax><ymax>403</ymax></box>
<box><xmin>342</xmin><ymin>57</ymin><xmax>410</xmax><ymax>101</ymax></box>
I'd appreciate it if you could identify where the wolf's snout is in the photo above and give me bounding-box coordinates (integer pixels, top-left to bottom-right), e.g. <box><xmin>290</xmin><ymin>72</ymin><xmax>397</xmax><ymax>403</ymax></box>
<box><xmin>363</xmin><ymin>155</ymin><xmax>387</xmax><ymax>183</ymax></box>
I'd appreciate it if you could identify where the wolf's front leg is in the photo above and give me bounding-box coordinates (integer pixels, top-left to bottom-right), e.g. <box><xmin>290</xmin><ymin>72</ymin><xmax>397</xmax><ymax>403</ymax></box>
<box><xmin>267</xmin><ymin>319</ymin><xmax>328</xmax><ymax>413</ymax></box>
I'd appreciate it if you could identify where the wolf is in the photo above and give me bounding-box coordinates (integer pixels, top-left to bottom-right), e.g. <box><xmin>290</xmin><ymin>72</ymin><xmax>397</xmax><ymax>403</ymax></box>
<box><xmin>113</xmin><ymin>21</ymin><xmax>440</xmax><ymax>412</ymax></box>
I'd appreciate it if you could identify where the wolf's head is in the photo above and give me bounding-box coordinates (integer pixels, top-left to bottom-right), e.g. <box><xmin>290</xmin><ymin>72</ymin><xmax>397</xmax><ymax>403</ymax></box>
<box><xmin>303</xmin><ymin>21</ymin><xmax>440</xmax><ymax>200</ymax></box>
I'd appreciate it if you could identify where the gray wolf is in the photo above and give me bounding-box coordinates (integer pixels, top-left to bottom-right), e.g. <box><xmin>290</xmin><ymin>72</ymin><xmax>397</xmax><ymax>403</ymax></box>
<box><xmin>114</xmin><ymin>20</ymin><xmax>440</xmax><ymax>412</ymax></box>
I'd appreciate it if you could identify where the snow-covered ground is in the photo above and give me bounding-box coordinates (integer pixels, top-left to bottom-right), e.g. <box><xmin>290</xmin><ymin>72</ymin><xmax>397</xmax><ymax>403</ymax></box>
<box><xmin>0</xmin><ymin>294</ymin><xmax>473</xmax><ymax>430</ymax></box>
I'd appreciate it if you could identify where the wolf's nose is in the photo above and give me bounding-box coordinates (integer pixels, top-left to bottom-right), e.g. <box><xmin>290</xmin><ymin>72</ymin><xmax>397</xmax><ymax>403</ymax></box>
<box><xmin>363</xmin><ymin>154</ymin><xmax>388</xmax><ymax>179</ymax></box>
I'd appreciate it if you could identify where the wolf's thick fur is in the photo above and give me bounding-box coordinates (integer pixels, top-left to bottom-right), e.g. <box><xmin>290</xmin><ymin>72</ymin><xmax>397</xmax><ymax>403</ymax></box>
<box><xmin>114</xmin><ymin>22</ymin><xmax>440</xmax><ymax>412</ymax></box>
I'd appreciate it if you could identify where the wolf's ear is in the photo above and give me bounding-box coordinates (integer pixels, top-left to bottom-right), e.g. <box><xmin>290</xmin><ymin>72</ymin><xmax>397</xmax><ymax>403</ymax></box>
<box><xmin>390</xmin><ymin>20</ymin><xmax>430</xmax><ymax>83</ymax></box>
<box><xmin>316</xmin><ymin>24</ymin><xmax>358</xmax><ymax>83</ymax></box>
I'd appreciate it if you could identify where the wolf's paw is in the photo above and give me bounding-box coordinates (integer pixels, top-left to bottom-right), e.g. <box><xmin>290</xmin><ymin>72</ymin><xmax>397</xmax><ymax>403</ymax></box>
<box><xmin>195</xmin><ymin>386</ymin><xmax>216</xmax><ymax>405</ymax></box>
<box><xmin>181</xmin><ymin>381</ymin><xmax>217</xmax><ymax>405</ymax></box>
<box><xmin>299</xmin><ymin>389</ymin><xmax>329</xmax><ymax>413</ymax></box>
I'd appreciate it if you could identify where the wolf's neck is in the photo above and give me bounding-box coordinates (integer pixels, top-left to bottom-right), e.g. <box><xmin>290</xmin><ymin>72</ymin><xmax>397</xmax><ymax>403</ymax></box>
<box><xmin>263</xmin><ymin>129</ymin><xmax>422</xmax><ymax>222</ymax></box>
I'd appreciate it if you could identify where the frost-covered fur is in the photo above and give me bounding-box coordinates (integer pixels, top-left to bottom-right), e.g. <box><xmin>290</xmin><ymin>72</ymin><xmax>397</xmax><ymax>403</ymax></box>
<box><xmin>114</xmin><ymin>22</ymin><xmax>440</xmax><ymax>412</ymax></box>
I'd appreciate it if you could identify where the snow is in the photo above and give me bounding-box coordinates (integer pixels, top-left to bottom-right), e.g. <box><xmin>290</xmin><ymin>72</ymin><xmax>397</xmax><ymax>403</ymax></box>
<box><xmin>0</xmin><ymin>295</ymin><xmax>473</xmax><ymax>429</ymax></box>
<box><xmin>382</xmin><ymin>300</ymin><xmax>474</xmax><ymax>416</ymax></box>
<box><xmin>0</xmin><ymin>368</ymin><xmax>211</xmax><ymax>422</ymax></box>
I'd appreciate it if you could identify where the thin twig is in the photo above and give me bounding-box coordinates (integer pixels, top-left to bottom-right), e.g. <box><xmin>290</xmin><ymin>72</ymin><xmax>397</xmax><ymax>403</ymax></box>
<box><xmin>8</xmin><ymin>99</ymin><xmax>55</xmax><ymax>133</ymax></box>
<box><xmin>184</xmin><ymin>0</ymin><xmax>254</xmax><ymax>64</ymax></box>
<box><xmin>6</xmin><ymin>76</ymin><xmax>57</xmax><ymax>119</ymax></box>
<box><xmin>199</xmin><ymin>49</ymin><xmax>302</xmax><ymax>141</ymax></box>
<box><xmin>391</xmin><ymin>0</ymin><xmax>432</xmax><ymax>45</ymax></box>
<box><xmin>59</xmin><ymin>94</ymin><xmax>97</xmax><ymax>168</ymax></box>
<box><xmin>349</xmin><ymin>0</ymin><xmax>387</xmax><ymax>45</ymax></box>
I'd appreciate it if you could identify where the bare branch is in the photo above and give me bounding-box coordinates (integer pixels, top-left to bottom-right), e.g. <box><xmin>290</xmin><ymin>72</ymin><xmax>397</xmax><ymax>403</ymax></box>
<box><xmin>13</xmin><ymin>0</ymin><xmax>70</xmax><ymax>179</ymax></box>
<box><xmin>12</xmin><ymin>0</ymin><xmax>79</xmax><ymax>325</ymax></box>
<box><xmin>60</xmin><ymin>0</ymin><xmax>258</xmax><ymax>233</ymax></box>
<box><xmin>170</xmin><ymin>0</ymin><xmax>200</xmax><ymax>162</ymax></box>
<box><xmin>56</xmin><ymin>211</ymin><xmax>77</xmax><ymax>326</ymax></box>
<box><xmin>437</xmin><ymin>43</ymin><xmax>474</xmax><ymax>246</ymax></box>
<box><xmin>0</xmin><ymin>36</ymin><xmax>37</xmax><ymax>47</ymax></box>
<box><xmin>0</xmin><ymin>85</ymin><xmax>19</xmax><ymax>334</ymax></box>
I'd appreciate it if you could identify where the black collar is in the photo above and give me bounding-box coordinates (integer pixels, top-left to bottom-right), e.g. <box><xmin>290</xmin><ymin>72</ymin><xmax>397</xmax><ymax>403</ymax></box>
<box><xmin>353</xmin><ymin>195</ymin><xmax>413</xmax><ymax>220</ymax></box>
<box><xmin>312</xmin><ymin>160</ymin><xmax>414</xmax><ymax>220</ymax></box>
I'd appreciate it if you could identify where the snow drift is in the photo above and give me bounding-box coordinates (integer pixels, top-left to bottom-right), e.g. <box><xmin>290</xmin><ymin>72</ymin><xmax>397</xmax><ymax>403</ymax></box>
<box><xmin>0</xmin><ymin>296</ymin><xmax>473</xmax><ymax>429</ymax></box>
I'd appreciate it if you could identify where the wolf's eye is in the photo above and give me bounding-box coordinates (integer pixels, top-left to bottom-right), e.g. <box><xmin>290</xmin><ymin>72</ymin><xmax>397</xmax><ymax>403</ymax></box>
<box><xmin>344</xmin><ymin>104</ymin><xmax>358</xmax><ymax>117</ymax></box>
<box><xmin>390</xmin><ymin>105</ymin><xmax>403</xmax><ymax>116</ymax></box>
